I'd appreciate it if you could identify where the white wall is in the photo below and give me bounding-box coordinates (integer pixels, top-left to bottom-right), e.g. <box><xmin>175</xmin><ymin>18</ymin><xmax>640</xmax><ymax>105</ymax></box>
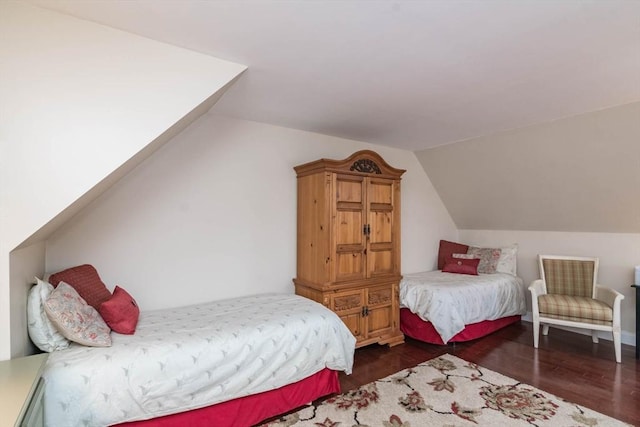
<box><xmin>9</xmin><ymin>243</ymin><xmax>46</xmax><ymax>357</ymax></box>
<box><xmin>0</xmin><ymin>2</ymin><xmax>246</xmax><ymax>359</ymax></box>
<box><xmin>416</xmin><ymin>102</ymin><xmax>640</xmax><ymax>233</ymax></box>
<box><xmin>459</xmin><ymin>229</ymin><xmax>639</xmax><ymax>345</ymax></box>
<box><xmin>46</xmin><ymin>114</ymin><xmax>458</xmax><ymax>311</ymax></box>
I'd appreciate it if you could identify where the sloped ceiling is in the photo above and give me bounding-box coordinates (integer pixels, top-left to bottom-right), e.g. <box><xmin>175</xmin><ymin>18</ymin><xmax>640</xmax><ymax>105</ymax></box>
<box><xmin>20</xmin><ymin>0</ymin><xmax>640</xmax><ymax>234</ymax></box>
<box><xmin>26</xmin><ymin>0</ymin><xmax>640</xmax><ymax>151</ymax></box>
<box><xmin>1</xmin><ymin>2</ymin><xmax>247</xmax><ymax>252</ymax></box>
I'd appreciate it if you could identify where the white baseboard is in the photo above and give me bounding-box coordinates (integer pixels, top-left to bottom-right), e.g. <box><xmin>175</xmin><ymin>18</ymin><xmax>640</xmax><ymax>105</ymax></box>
<box><xmin>521</xmin><ymin>311</ymin><xmax>635</xmax><ymax>347</ymax></box>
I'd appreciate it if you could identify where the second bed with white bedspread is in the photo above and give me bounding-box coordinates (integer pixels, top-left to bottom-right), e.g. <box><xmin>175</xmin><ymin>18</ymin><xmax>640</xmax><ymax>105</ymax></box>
<box><xmin>400</xmin><ymin>271</ymin><xmax>526</xmax><ymax>344</ymax></box>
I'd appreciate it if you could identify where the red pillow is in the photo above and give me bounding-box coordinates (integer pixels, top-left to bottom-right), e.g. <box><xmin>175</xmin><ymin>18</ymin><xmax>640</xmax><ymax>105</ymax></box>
<box><xmin>438</xmin><ymin>240</ymin><xmax>470</xmax><ymax>270</ymax></box>
<box><xmin>442</xmin><ymin>257</ymin><xmax>480</xmax><ymax>275</ymax></box>
<box><xmin>98</xmin><ymin>286</ymin><xmax>139</xmax><ymax>335</ymax></box>
<box><xmin>48</xmin><ymin>264</ymin><xmax>112</xmax><ymax>310</ymax></box>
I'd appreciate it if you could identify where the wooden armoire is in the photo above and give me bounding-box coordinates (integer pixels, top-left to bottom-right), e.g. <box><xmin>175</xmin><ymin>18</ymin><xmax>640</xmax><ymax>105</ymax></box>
<box><xmin>293</xmin><ymin>150</ymin><xmax>405</xmax><ymax>348</ymax></box>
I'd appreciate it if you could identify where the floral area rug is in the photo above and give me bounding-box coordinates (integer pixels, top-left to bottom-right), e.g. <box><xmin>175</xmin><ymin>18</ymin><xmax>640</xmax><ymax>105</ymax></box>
<box><xmin>260</xmin><ymin>353</ymin><xmax>629</xmax><ymax>427</ymax></box>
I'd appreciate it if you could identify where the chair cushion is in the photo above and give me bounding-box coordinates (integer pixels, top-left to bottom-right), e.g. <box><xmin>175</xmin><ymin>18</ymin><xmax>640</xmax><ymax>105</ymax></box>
<box><xmin>538</xmin><ymin>294</ymin><xmax>612</xmax><ymax>325</ymax></box>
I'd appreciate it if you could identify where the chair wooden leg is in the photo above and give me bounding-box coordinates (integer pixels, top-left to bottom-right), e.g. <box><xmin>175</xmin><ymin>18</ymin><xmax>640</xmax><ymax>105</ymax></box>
<box><xmin>542</xmin><ymin>324</ymin><xmax>549</xmax><ymax>336</ymax></box>
<box><xmin>591</xmin><ymin>330</ymin><xmax>599</xmax><ymax>343</ymax></box>
<box><xmin>533</xmin><ymin>319</ymin><xmax>540</xmax><ymax>348</ymax></box>
<box><xmin>613</xmin><ymin>331</ymin><xmax>622</xmax><ymax>363</ymax></box>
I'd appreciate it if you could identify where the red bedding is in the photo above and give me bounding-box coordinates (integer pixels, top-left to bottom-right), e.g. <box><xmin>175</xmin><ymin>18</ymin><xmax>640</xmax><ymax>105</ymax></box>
<box><xmin>115</xmin><ymin>368</ymin><xmax>339</xmax><ymax>427</ymax></box>
<box><xmin>400</xmin><ymin>308</ymin><xmax>521</xmax><ymax>345</ymax></box>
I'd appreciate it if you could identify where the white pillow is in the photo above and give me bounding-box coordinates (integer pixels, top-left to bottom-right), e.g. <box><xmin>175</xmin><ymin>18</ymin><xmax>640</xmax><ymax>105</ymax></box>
<box><xmin>27</xmin><ymin>277</ymin><xmax>70</xmax><ymax>352</ymax></box>
<box><xmin>496</xmin><ymin>244</ymin><xmax>518</xmax><ymax>275</ymax></box>
<box><xmin>44</xmin><ymin>281</ymin><xmax>112</xmax><ymax>347</ymax></box>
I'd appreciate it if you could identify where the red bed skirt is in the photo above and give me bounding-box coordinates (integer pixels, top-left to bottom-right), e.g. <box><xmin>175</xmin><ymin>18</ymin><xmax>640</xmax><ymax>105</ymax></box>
<box><xmin>115</xmin><ymin>368</ymin><xmax>339</xmax><ymax>427</ymax></box>
<box><xmin>400</xmin><ymin>308</ymin><xmax>521</xmax><ymax>345</ymax></box>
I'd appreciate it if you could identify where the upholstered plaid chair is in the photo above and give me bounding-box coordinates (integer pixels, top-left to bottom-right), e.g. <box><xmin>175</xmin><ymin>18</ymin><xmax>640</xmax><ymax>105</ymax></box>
<box><xmin>529</xmin><ymin>255</ymin><xmax>625</xmax><ymax>363</ymax></box>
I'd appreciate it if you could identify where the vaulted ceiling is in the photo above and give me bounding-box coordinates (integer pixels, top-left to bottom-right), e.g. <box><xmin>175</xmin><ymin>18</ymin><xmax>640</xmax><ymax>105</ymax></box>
<box><xmin>27</xmin><ymin>0</ymin><xmax>640</xmax><ymax>151</ymax></box>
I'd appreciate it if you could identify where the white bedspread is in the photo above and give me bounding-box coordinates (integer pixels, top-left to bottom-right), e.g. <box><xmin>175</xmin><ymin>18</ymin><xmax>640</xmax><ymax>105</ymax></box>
<box><xmin>42</xmin><ymin>293</ymin><xmax>356</xmax><ymax>427</ymax></box>
<box><xmin>400</xmin><ymin>271</ymin><xmax>526</xmax><ymax>343</ymax></box>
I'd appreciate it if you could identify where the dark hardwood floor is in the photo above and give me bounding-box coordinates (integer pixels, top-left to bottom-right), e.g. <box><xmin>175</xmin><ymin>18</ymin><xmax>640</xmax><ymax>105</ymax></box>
<box><xmin>339</xmin><ymin>321</ymin><xmax>639</xmax><ymax>426</ymax></box>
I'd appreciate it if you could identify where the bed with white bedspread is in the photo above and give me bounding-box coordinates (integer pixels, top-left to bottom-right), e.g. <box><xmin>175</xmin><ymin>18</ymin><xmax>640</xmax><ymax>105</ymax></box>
<box><xmin>400</xmin><ymin>271</ymin><xmax>526</xmax><ymax>344</ymax></box>
<box><xmin>42</xmin><ymin>293</ymin><xmax>356</xmax><ymax>427</ymax></box>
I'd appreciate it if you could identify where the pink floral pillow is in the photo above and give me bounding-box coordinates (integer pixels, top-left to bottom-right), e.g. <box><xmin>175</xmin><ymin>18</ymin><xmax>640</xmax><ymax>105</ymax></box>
<box><xmin>44</xmin><ymin>281</ymin><xmax>112</xmax><ymax>347</ymax></box>
<box><xmin>467</xmin><ymin>246</ymin><xmax>502</xmax><ymax>274</ymax></box>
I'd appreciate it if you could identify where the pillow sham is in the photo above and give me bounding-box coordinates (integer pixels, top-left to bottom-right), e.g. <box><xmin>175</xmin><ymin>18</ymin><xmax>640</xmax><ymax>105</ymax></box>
<box><xmin>437</xmin><ymin>240</ymin><xmax>470</xmax><ymax>270</ymax></box>
<box><xmin>442</xmin><ymin>257</ymin><xmax>480</xmax><ymax>275</ymax></box>
<box><xmin>467</xmin><ymin>246</ymin><xmax>502</xmax><ymax>274</ymax></box>
<box><xmin>27</xmin><ymin>278</ymin><xmax>70</xmax><ymax>352</ymax></box>
<box><xmin>48</xmin><ymin>264</ymin><xmax>112</xmax><ymax>310</ymax></box>
<box><xmin>44</xmin><ymin>281</ymin><xmax>112</xmax><ymax>347</ymax></box>
<box><xmin>496</xmin><ymin>243</ymin><xmax>518</xmax><ymax>275</ymax></box>
<box><xmin>99</xmin><ymin>286</ymin><xmax>140</xmax><ymax>335</ymax></box>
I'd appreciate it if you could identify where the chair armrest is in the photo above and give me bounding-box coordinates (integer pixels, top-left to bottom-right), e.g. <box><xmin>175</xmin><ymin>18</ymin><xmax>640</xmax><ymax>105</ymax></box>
<box><xmin>528</xmin><ymin>279</ymin><xmax>546</xmax><ymax>297</ymax></box>
<box><xmin>595</xmin><ymin>285</ymin><xmax>624</xmax><ymax>307</ymax></box>
<box><xmin>528</xmin><ymin>279</ymin><xmax>546</xmax><ymax>317</ymax></box>
<box><xmin>595</xmin><ymin>285</ymin><xmax>625</xmax><ymax>328</ymax></box>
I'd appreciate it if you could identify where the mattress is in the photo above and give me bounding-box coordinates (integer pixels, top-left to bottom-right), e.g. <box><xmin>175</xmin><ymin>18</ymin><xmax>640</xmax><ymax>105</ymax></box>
<box><xmin>400</xmin><ymin>271</ymin><xmax>526</xmax><ymax>344</ymax></box>
<box><xmin>42</xmin><ymin>293</ymin><xmax>356</xmax><ymax>427</ymax></box>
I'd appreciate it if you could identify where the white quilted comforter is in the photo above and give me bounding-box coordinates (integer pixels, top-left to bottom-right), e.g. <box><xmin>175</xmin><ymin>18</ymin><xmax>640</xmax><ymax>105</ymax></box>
<box><xmin>42</xmin><ymin>293</ymin><xmax>356</xmax><ymax>427</ymax></box>
<box><xmin>400</xmin><ymin>271</ymin><xmax>526</xmax><ymax>343</ymax></box>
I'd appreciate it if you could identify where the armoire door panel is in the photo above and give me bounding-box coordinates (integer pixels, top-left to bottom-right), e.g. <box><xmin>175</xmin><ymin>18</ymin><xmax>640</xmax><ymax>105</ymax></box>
<box><xmin>367</xmin><ymin>179</ymin><xmax>393</xmax><ymax>204</ymax></box>
<box><xmin>336</xmin><ymin>176</ymin><xmax>364</xmax><ymax>203</ymax></box>
<box><xmin>335</xmin><ymin>251</ymin><xmax>365</xmax><ymax>281</ymax></box>
<box><xmin>334</xmin><ymin>174</ymin><xmax>366</xmax><ymax>282</ymax></box>
<box><xmin>335</xmin><ymin>210</ymin><xmax>364</xmax><ymax>246</ymax></box>
<box><xmin>366</xmin><ymin>286</ymin><xmax>393</xmax><ymax>336</ymax></box>
<box><xmin>340</xmin><ymin>313</ymin><xmax>364</xmax><ymax>340</ymax></box>
<box><xmin>366</xmin><ymin>305</ymin><xmax>392</xmax><ymax>336</ymax></box>
<box><xmin>366</xmin><ymin>177</ymin><xmax>395</xmax><ymax>279</ymax></box>
<box><xmin>369</xmin><ymin>211</ymin><xmax>393</xmax><ymax>243</ymax></box>
<box><xmin>368</xmin><ymin>250</ymin><xmax>393</xmax><ymax>276</ymax></box>
<box><xmin>330</xmin><ymin>289</ymin><xmax>365</xmax><ymax>340</ymax></box>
